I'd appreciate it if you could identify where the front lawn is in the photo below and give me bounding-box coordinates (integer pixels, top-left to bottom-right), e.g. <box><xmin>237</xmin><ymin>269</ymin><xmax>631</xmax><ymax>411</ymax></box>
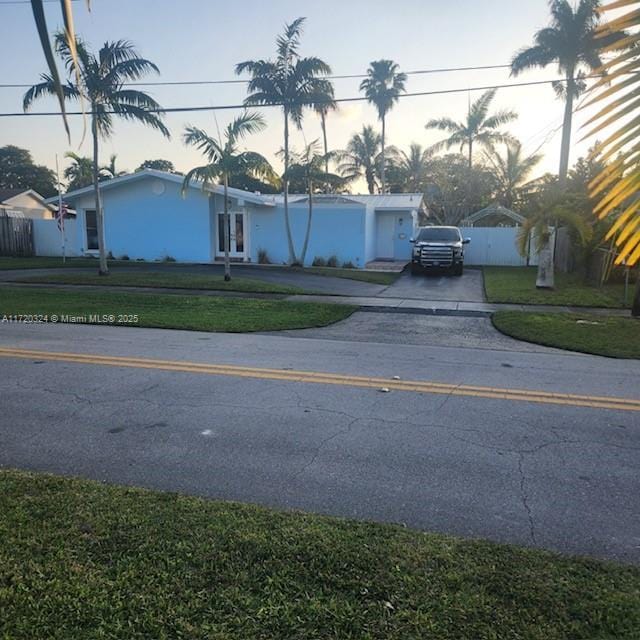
<box><xmin>0</xmin><ymin>256</ymin><xmax>154</xmax><ymax>270</ymax></box>
<box><xmin>484</xmin><ymin>266</ymin><xmax>632</xmax><ymax>308</ymax></box>
<box><xmin>492</xmin><ymin>311</ymin><xmax>640</xmax><ymax>358</ymax></box>
<box><xmin>16</xmin><ymin>272</ymin><xmax>307</xmax><ymax>295</ymax></box>
<box><xmin>300</xmin><ymin>266</ymin><xmax>400</xmax><ymax>285</ymax></box>
<box><xmin>1</xmin><ymin>469</ymin><xmax>639</xmax><ymax>639</ymax></box>
<box><xmin>0</xmin><ymin>288</ymin><xmax>354</xmax><ymax>333</ymax></box>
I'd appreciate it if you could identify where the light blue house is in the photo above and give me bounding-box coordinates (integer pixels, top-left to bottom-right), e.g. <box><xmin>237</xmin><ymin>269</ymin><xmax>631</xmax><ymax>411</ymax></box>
<box><xmin>50</xmin><ymin>170</ymin><xmax>426</xmax><ymax>268</ymax></box>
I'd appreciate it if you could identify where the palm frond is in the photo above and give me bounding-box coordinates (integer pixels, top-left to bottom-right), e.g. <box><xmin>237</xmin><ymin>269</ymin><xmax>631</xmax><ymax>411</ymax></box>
<box><xmin>181</xmin><ymin>164</ymin><xmax>220</xmax><ymax>196</ymax></box>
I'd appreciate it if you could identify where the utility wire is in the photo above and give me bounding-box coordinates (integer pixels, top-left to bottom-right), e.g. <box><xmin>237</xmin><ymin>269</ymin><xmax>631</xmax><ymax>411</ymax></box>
<box><xmin>0</xmin><ymin>76</ymin><xmax>589</xmax><ymax>118</ymax></box>
<box><xmin>0</xmin><ymin>63</ymin><xmax>513</xmax><ymax>89</ymax></box>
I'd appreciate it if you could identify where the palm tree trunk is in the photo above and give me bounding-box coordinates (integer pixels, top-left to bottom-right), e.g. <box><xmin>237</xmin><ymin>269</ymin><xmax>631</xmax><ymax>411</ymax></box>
<box><xmin>91</xmin><ymin>112</ymin><xmax>108</xmax><ymax>276</ymax></box>
<box><xmin>536</xmin><ymin>232</ymin><xmax>555</xmax><ymax>289</ymax></box>
<box><xmin>558</xmin><ymin>74</ymin><xmax>575</xmax><ymax>188</ymax></box>
<box><xmin>300</xmin><ymin>178</ymin><xmax>313</xmax><ymax>265</ymax></box>
<box><xmin>380</xmin><ymin>114</ymin><xmax>386</xmax><ymax>194</ymax></box>
<box><xmin>283</xmin><ymin>109</ymin><xmax>298</xmax><ymax>265</ymax></box>
<box><xmin>632</xmin><ymin>272</ymin><xmax>640</xmax><ymax>317</ymax></box>
<box><xmin>321</xmin><ymin>112</ymin><xmax>330</xmax><ymax>194</ymax></box>
<box><xmin>468</xmin><ymin>137</ymin><xmax>473</xmax><ymax>170</ymax></box>
<box><xmin>223</xmin><ymin>175</ymin><xmax>231</xmax><ymax>281</ymax></box>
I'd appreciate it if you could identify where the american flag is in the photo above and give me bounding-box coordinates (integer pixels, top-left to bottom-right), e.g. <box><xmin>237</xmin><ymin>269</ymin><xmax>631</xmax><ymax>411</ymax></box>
<box><xmin>56</xmin><ymin>202</ymin><xmax>68</xmax><ymax>232</ymax></box>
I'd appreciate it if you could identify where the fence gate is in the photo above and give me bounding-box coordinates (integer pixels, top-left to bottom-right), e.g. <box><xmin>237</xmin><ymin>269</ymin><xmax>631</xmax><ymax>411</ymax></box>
<box><xmin>0</xmin><ymin>215</ymin><xmax>35</xmax><ymax>257</ymax></box>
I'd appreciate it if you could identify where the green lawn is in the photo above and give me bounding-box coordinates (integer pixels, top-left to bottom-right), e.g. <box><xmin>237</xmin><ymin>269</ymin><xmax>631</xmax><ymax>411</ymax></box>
<box><xmin>300</xmin><ymin>266</ymin><xmax>400</xmax><ymax>285</ymax></box>
<box><xmin>493</xmin><ymin>311</ymin><xmax>640</xmax><ymax>358</ymax></box>
<box><xmin>0</xmin><ymin>256</ymin><xmax>155</xmax><ymax>270</ymax></box>
<box><xmin>1</xmin><ymin>470</ymin><xmax>639</xmax><ymax>640</ymax></box>
<box><xmin>484</xmin><ymin>266</ymin><xmax>632</xmax><ymax>308</ymax></box>
<box><xmin>0</xmin><ymin>287</ymin><xmax>354</xmax><ymax>333</ymax></box>
<box><xmin>16</xmin><ymin>272</ymin><xmax>307</xmax><ymax>295</ymax></box>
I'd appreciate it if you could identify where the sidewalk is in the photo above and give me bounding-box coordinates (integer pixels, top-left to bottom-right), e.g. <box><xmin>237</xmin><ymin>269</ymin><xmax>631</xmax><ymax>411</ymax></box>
<box><xmin>0</xmin><ymin>281</ymin><xmax>631</xmax><ymax>318</ymax></box>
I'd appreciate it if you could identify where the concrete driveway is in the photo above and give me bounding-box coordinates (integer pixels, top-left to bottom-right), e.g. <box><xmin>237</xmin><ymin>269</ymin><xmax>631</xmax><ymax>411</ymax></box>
<box><xmin>379</xmin><ymin>268</ymin><xmax>485</xmax><ymax>302</ymax></box>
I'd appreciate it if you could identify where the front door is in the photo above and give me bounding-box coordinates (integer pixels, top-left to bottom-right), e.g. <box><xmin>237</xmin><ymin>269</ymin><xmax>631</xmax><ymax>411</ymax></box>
<box><xmin>376</xmin><ymin>214</ymin><xmax>395</xmax><ymax>259</ymax></box>
<box><xmin>217</xmin><ymin>212</ymin><xmax>246</xmax><ymax>259</ymax></box>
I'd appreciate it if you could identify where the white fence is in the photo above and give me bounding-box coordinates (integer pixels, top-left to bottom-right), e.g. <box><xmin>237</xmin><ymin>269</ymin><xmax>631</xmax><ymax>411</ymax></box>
<box><xmin>33</xmin><ymin>219</ymin><xmax>83</xmax><ymax>257</ymax></box>
<box><xmin>460</xmin><ymin>226</ymin><xmax>537</xmax><ymax>267</ymax></box>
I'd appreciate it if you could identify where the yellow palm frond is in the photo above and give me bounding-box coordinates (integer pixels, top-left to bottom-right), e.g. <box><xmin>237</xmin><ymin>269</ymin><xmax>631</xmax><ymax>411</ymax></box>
<box><xmin>586</xmin><ymin>0</ymin><xmax>640</xmax><ymax>265</ymax></box>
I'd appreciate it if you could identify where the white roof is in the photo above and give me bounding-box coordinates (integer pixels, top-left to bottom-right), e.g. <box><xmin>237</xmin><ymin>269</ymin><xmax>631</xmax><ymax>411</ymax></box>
<box><xmin>49</xmin><ymin>169</ymin><xmax>275</xmax><ymax>207</ymax></box>
<box><xmin>278</xmin><ymin>193</ymin><xmax>425</xmax><ymax>210</ymax></box>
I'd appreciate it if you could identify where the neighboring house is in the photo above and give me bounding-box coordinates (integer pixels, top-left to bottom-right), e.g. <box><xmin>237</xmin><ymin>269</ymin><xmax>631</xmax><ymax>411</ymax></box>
<box><xmin>0</xmin><ymin>189</ymin><xmax>56</xmax><ymax>220</ymax></box>
<box><xmin>49</xmin><ymin>170</ymin><xmax>426</xmax><ymax>267</ymax></box>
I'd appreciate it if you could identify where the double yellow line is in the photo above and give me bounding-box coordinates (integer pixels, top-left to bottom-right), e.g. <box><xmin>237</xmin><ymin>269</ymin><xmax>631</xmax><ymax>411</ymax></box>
<box><xmin>0</xmin><ymin>346</ymin><xmax>638</xmax><ymax>412</ymax></box>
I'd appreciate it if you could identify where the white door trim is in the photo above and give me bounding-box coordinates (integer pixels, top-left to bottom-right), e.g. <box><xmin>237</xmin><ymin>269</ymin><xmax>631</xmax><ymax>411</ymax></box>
<box><xmin>216</xmin><ymin>210</ymin><xmax>247</xmax><ymax>259</ymax></box>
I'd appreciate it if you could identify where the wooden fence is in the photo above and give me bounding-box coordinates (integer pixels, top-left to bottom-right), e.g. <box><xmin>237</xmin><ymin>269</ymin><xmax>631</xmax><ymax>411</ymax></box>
<box><xmin>0</xmin><ymin>214</ymin><xmax>34</xmax><ymax>257</ymax></box>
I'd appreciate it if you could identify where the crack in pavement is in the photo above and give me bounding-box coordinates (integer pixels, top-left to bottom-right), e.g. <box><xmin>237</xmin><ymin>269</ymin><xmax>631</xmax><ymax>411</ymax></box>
<box><xmin>518</xmin><ymin>451</ymin><xmax>536</xmax><ymax>544</ymax></box>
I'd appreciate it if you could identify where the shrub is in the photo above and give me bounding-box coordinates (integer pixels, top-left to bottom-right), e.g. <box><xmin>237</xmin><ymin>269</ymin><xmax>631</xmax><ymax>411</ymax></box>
<box><xmin>136</xmin><ymin>258</ymin><xmax>145</xmax><ymax>262</ymax></box>
<box><xmin>312</xmin><ymin>256</ymin><xmax>327</xmax><ymax>267</ymax></box>
<box><xmin>342</xmin><ymin>261</ymin><xmax>355</xmax><ymax>269</ymax></box>
<box><xmin>326</xmin><ymin>255</ymin><xmax>339</xmax><ymax>268</ymax></box>
<box><xmin>107</xmin><ymin>251</ymin><xmax>114</xmax><ymax>260</ymax></box>
<box><xmin>163</xmin><ymin>255</ymin><xmax>176</xmax><ymax>263</ymax></box>
<box><xmin>257</xmin><ymin>249</ymin><xmax>271</xmax><ymax>264</ymax></box>
<box><xmin>120</xmin><ymin>255</ymin><xmax>130</xmax><ymax>261</ymax></box>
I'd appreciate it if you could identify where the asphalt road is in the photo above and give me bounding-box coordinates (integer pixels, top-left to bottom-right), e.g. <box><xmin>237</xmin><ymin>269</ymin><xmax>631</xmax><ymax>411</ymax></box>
<box><xmin>1</xmin><ymin>322</ymin><xmax>639</xmax><ymax>564</ymax></box>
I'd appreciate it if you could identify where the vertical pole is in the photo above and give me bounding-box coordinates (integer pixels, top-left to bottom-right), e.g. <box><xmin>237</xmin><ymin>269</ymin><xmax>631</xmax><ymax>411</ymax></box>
<box><xmin>55</xmin><ymin>154</ymin><xmax>66</xmax><ymax>264</ymax></box>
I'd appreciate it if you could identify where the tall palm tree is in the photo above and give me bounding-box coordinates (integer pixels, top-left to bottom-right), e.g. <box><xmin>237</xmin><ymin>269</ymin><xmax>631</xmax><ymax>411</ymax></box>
<box><xmin>236</xmin><ymin>17</ymin><xmax>333</xmax><ymax>265</ymax></box>
<box><xmin>283</xmin><ymin>141</ymin><xmax>344</xmax><ymax>264</ymax></box>
<box><xmin>182</xmin><ymin>112</ymin><xmax>274</xmax><ymax>281</ymax></box>
<box><xmin>484</xmin><ymin>141</ymin><xmax>542</xmax><ymax>209</ymax></box>
<box><xmin>386</xmin><ymin>143</ymin><xmax>433</xmax><ymax>192</ymax></box>
<box><xmin>313</xmin><ymin>87</ymin><xmax>338</xmax><ymax>190</ymax></box>
<box><xmin>511</xmin><ymin>0</ymin><xmax>627</xmax><ymax>187</ymax></box>
<box><xmin>63</xmin><ymin>151</ymin><xmax>94</xmax><ymax>191</ymax></box>
<box><xmin>24</xmin><ymin>34</ymin><xmax>169</xmax><ymax>275</ymax></box>
<box><xmin>585</xmin><ymin>0</ymin><xmax>640</xmax><ymax>315</ymax></box>
<box><xmin>359</xmin><ymin>60</ymin><xmax>407</xmax><ymax>193</ymax></box>
<box><xmin>426</xmin><ymin>89</ymin><xmax>517</xmax><ymax>169</ymax></box>
<box><xmin>336</xmin><ymin>125</ymin><xmax>382</xmax><ymax>195</ymax></box>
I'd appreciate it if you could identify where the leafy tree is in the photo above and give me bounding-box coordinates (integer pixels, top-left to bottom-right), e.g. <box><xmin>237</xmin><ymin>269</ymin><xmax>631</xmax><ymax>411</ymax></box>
<box><xmin>136</xmin><ymin>159</ymin><xmax>177</xmax><ymax>173</ymax></box>
<box><xmin>426</xmin><ymin>89</ymin><xmax>517</xmax><ymax>169</ymax></box>
<box><xmin>359</xmin><ymin>60</ymin><xmax>407</xmax><ymax>193</ymax></box>
<box><xmin>423</xmin><ymin>154</ymin><xmax>496</xmax><ymax>225</ymax></box>
<box><xmin>228</xmin><ymin>173</ymin><xmax>281</xmax><ymax>194</ymax></box>
<box><xmin>182</xmin><ymin>112</ymin><xmax>274</xmax><ymax>281</ymax></box>
<box><xmin>484</xmin><ymin>141</ymin><xmax>541</xmax><ymax>209</ymax></box>
<box><xmin>24</xmin><ymin>34</ymin><xmax>170</xmax><ymax>275</ymax></box>
<box><xmin>63</xmin><ymin>152</ymin><xmax>94</xmax><ymax>191</ymax></box>
<box><xmin>283</xmin><ymin>141</ymin><xmax>344</xmax><ymax>264</ymax></box>
<box><xmin>236</xmin><ymin>17</ymin><xmax>333</xmax><ymax>264</ymax></box>
<box><xmin>336</xmin><ymin>125</ymin><xmax>382</xmax><ymax>195</ymax></box>
<box><xmin>386</xmin><ymin>143</ymin><xmax>433</xmax><ymax>193</ymax></box>
<box><xmin>0</xmin><ymin>145</ymin><xmax>57</xmax><ymax>197</ymax></box>
<box><xmin>511</xmin><ymin>0</ymin><xmax>627</xmax><ymax>187</ymax></box>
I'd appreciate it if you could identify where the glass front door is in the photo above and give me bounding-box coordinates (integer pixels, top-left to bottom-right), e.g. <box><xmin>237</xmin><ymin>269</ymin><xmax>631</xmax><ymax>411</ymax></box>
<box><xmin>217</xmin><ymin>212</ymin><xmax>246</xmax><ymax>258</ymax></box>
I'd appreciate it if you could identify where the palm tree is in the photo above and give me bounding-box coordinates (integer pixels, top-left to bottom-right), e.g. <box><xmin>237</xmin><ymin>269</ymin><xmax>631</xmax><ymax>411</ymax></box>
<box><xmin>101</xmin><ymin>154</ymin><xmax>127</xmax><ymax>180</ymax></box>
<box><xmin>518</xmin><ymin>186</ymin><xmax>593</xmax><ymax>288</ymax></box>
<box><xmin>283</xmin><ymin>141</ymin><xmax>344</xmax><ymax>264</ymax></box>
<box><xmin>511</xmin><ymin>0</ymin><xmax>627</xmax><ymax>187</ymax></box>
<box><xmin>24</xmin><ymin>34</ymin><xmax>169</xmax><ymax>275</ymax></box>
<box><xmin>359</xmin><ymin>60</ymin><xmax>407</xmax><ymax>193</ymax></box>
<box><xmin>484</xmin><ymin>141</ymin><xmax>542</xmax><ymax>209</ymax></box>
<box><xmin>236</xmin><ymin>17</ymin><xmax>333</xmax><ymax>265</ymax></box>
<box><xmin>63</xmin><ymin>152</ymin><xmax>94</xmax><ymax>191</ymax></box>
<box><xmin>386</xmin><ymin>143</ymin><xmax>433</xmax><ymax>192</ymax></box>
<box><xmin>585</xmin><ymin>0</ymin><xmax>640</xmax><ymax>315</ymax></box>
<box><xmin>336</xmin><ymin>126</ymin><xmax>382</xmax><ymax>194</ymax></box>
<box><xmin>313</xmin><ymin>87</ymin><xmax>338</xmax><ymax>190</ymax></box>
<box><xmin>426</xmin><ymin>89</ymin><xmax>517</xmax><ymax>169</ymax></box>
<box><xmin>182</xmin><ymin>112</ymin><xmax>274</xmax><ymax>281</ymax></box>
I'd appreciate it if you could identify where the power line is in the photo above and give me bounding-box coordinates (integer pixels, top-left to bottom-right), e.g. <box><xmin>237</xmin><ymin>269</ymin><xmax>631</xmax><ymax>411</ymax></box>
<box><xmin>0</xmin><ymin>76</ymin><xmax>583</xmax><ymax>118</ymax></box>
<box><xmin>0</xmin><ymin>63</ymin><xmax>513</xmax><ymax>89</ymax></box>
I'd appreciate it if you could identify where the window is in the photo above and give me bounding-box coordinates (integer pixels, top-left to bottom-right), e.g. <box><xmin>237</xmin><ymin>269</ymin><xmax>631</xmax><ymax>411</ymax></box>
<box><xmin>85</xmin><ymin>210</ymin><xmax>98</xmax><ymax>250</ymax></box>
<box><xmin>417</xmin><ymin>227</ymin><xmax>461</xmax><ymax>242</ymax></box>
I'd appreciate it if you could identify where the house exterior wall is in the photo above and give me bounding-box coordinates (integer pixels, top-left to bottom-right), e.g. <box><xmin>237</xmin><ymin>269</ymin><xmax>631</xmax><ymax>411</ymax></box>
<box><xmin>248</xmin><ymin>201</ymin><xmax>367</xmax><ymax>267</ymax></box>
<box><xmin>365</xmin><ymin>209</ymin><xmax>417</xmax><ymax>263</ymax></box>
<box><xmin>75</xmin><ymin>178</ymin><xmax>212</xmax><ymax>262</ymax></box>
<box><xmin>3</xmin><ymin>192</ymin><xmax>53</xmax><ymax>219</ymax></box>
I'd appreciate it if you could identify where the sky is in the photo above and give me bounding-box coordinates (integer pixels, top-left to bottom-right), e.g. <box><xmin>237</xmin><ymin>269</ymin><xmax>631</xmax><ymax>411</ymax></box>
<box><xmin>0</xmin><ymin>0</ymin><xmax>605</xmax><ymax>190</ymax></box>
